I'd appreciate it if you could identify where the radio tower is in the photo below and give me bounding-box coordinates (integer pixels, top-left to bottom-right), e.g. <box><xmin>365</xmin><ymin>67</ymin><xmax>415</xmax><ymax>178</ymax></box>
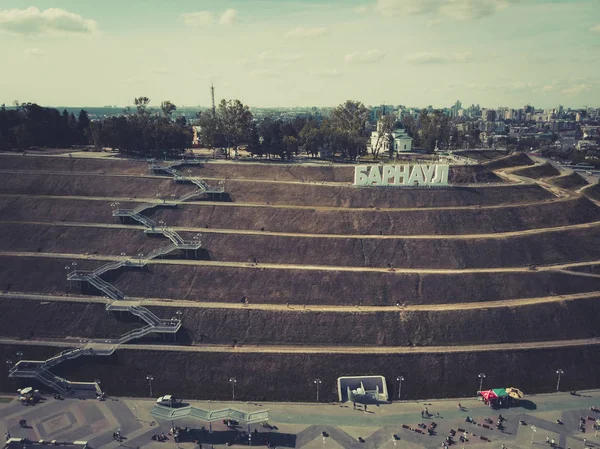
<box><xmin>211</xmin><ymin>80</ymin><xmax>216</xmax><ymax>117</ymax></box>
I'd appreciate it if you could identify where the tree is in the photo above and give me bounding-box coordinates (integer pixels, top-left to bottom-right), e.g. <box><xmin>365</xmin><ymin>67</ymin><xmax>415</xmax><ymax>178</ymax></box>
<box><xmin>327</xmin><ymin>100</ymin><xmax>370</xmax><ymax>160</ymax></box>
<box><xmin>195</xmin><ymin>110</ymin><xmax>221</xmax><ymax>148</ymax></box>
<box><xmin>77</xmin><ymin>109</ymin><xmax>91</xmax><ymax>144</ymax></box>
<box><xmin>371</xmin><ymin>114</ymin><xmax>396</xmax><ymax>159</ymax></box>
<box><xmin>134</xmin><ymin>97</ymin><xmax>151</xmax><ymax>115</ymax></box>
<box><xmin>160</xmin><ymin>101</ymin><xmax>177</xmax><ymax>118</ymax></box>
<box><xmin>299</xmin><ymin>119</ymin><xmax>323</xmax><ymax>157</ymax></box>
<box><xmin>217</xmin><ymin>99</ymin><xmax>254</xmax><ymax>157</ymax></box>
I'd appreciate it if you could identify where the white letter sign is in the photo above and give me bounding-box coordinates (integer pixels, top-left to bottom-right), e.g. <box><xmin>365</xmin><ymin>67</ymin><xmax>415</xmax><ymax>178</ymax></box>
<box><xmin>354</xmin><ymin>164</ymin><xmax>449</xmax><ymax>187</ymax></box>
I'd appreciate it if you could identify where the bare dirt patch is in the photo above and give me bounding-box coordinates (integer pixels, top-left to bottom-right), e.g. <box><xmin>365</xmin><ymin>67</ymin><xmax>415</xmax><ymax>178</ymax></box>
<box><xmin>2</xmin><ymin>256</ymin><xmax>599</xmax><ymax>306</ymax></box>
<box><xmin>483</xmin><ymin>152</ymin><xmax>534</xmax><ymax>170</ymax></box>
<box><xmin>0</xmin><ymin>173</ymin><xmax>195</xmax><ymax>198</ymax></box>
<box><xmin>549</xmin><ymin>172</ymin><xmax>589</xmax><ymax>190</ymax></box>
<box><xmin>512</xmin><ymin>162</ymin><xmax>560</xmax><ymax>179</ymax></box>
<box><xmin>222</xmin><ymin>181</ymin><xmax>551</xmax><ymax>208</ymax></box>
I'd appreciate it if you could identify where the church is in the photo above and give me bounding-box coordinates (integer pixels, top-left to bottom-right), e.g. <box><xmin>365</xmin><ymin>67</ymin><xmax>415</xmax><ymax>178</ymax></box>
<box><xmin>369</xmin><ymin>118</ymin><xmax>413</xmax><ymax>156</ymax></box>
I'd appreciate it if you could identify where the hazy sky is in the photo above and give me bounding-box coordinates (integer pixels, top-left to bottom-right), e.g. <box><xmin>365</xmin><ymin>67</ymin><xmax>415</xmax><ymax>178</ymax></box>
<box><xmin>1</xmin><ymin>0</ymin><xmax>599</xmax><ymax>109</ymax></box>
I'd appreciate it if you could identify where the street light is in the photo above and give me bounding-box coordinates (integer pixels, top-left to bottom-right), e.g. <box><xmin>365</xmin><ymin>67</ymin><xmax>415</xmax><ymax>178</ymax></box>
<box><xmin>16</xmin><ymin>352</ymin><xmax>23</xmax><ymax>361</ymax></box>
<box><xmin>396</xmin><ymin>376</ymin><xmax>404</xmax><ymax>400</ymax></box>
<box><xmin>478</xmin><ymin>373</ymin><xmax>486</xmax><ymax>393</ymax></box>
<box><xmin>146</xmin><ymin>375</ymin><xmax>154</xmax><ymax>397</ymax></box>
<box><xmin>556</xmin><ymin>369</ymin><xmax>564</xmax><ymax>392</ymax></box>
<box><xmin>314</xmin><ymin>378</ymin><xmax>322</xmax><ymax>402</ymax></box>
<box><xmin>229</xmin><ymin>377</ymin><xmax>237</xmax><ymax>400</ymax></box>
<box><xmin>530</xmin><ymin>425</ymin><xmax>537</xmax><ymax>443</ymax></box>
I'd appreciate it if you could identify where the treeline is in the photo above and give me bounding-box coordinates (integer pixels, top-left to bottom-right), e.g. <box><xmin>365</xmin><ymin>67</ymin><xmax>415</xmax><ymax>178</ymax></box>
<box><xmin>89</xmin><ymin>98</ymin><xmax>191</xmax><ymax>158</ymax></box>
<box><xmin>198</xmin><ymin>99</ymin><xmax>371</xmax><ymax>160</ymax></box>
<box><xmin>1</xmin><ymin>97</ymin><xmax>490</xmax><ymax>160</ymax></box>
<box><xmin>0</xmin><ymin>103</ymin><xmax>90</xmax><ymax>150</ymax></box>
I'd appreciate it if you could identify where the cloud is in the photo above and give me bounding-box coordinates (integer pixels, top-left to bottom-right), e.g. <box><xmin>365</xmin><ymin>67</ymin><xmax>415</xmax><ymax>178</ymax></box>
<box><xmin>542</xmin><ymin>85</ymin><xmax>557</xmax><ymax>93</ymax></box>
<box><xmin>24</xmin><ymin>48</ymin><xmax>44</xmax><ymax>57</ymax></box>
<box><xmin>354</xmin><ymin>5</ymin><xmax>370</xmax><ymax>13</ymax></box>
<box><xmin>249</xmin><ymin>68</ymin><xmax>279</xmax><ymax>77</ymax></box>
<box><xmin>149</xmin><ymin>68</ymin><xmax>169</xmax><ymax>75</ymax></box>
<box><xmin>591</xmin><ymin>24</ymin><xmax>600</xmax><ymax>33</ymax></box>
<box><xmin>181</xmin><ymin>11</ymin><xmax>213</xmax><ymax>27</ymax></box>
<box><xmin>218</xmin><ymin>8</ymin><xmax>237</xmax><ymax>25</ymax></box>
<box><xmin>376</xmin><ymin>0</ymin><xmax>519</xmax><ymax>21</ymax></box>
<box><xmin>181</xmin><ymin>9</ymin><xmax>236</xmax><ymax>27</ymax></box>
<box><xmin>0</xmin><ymin>7</ymin><xmax>97</xmax><ymax>35</ymax></box>
<box><xmin>344</xmin><ymin>49</ymin><xmax>385</xmax><ymax>64</ymax></box>
<box><xmin>405</xmin><ymin>51</ymin><xmax>472</xmax><ymax>64</ymax></box>
<box><xmin>286</xmin><ymin>26</ymin><xmax>327</xmax><ymax>38</ymax></box>
<box><xmin>561</xmin><ymin>84</ymin><xmax>591</xmax><ymax>95</ymax></box>
<box><xmin>311</xmin><ymin>69</ymin><xmax>342</xmax><ymax>78</ymax></box>
<box><xmin>257</xmin><ymin>51</ymin><xmax>302</xmax><ymax>63</ymax></box>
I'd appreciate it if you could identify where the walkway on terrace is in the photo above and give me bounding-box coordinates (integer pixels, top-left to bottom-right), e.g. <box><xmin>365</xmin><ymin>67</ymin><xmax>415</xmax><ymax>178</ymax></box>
<box><xmin>3</xmin><ymin>250</ymin><xmax>600</xmax><ymax>276</ymax></box>
<box><xmin>2</xmin><ymin>336</ymin><xmax>600</xmax><ymax>355</ymax></box>
<box><xmin>0</xmin><ymin>190</ymin><xmax>568</xmax><ymax>211</ymax></box>
<box><xmin>2</xmin><ymin>218</ymin><xmax>600</xmax><ymax>240</ymax></box>
<box><xmin>2</xmin><ymin>289</ymin><xmax>600</xmax><ymax>313</ymax></box>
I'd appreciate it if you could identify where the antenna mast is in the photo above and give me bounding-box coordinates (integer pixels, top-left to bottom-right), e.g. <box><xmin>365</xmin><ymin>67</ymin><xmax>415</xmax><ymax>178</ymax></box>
<box><xmin>211</xmin><ymin>80</ymin><xmax>216</xmax><ymax>117</ymax></box>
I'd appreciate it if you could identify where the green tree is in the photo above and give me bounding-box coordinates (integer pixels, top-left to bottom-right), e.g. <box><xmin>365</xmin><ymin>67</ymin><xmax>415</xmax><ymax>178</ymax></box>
<box><xmin>134</xmin><ymin>97</ymin><xmax>151</xmax><ymax>115</ymax></box>
<box><xmin>327</xmin><ymin>100</ymin><xmax>370</xmax><ymax>160</ymax></box>
<box><xmin>299</xmin><ymin>119</ymin><xmax>323</xmax><ymax>157</ymax></box>
<box><xmin>217</xmin><ymin>99</ymin><xmax>254</xmax><ymax>158</ymax></box>
<box><xmin>371</xmin><ymin>114</ymin><xmax>396</xmax><ymax>159</ymax></box>
<box><xmin>160</xmin><ymin>101</ymin><xmax>177</xmax><ymax>118</ymax></box>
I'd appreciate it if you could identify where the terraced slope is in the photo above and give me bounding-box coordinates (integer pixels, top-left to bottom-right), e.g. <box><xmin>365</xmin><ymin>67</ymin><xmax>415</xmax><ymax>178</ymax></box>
<box><xmin>1</xmin><ymin>153</ymin><xmax>599</xmax><ymax>402</ymax></box>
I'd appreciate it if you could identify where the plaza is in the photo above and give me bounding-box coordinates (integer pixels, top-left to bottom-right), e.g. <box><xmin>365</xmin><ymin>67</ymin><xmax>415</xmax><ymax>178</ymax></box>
<box><xmin>2</xmin><ymin>390</ymin><xmax>599</xmax><ymax>449</ymax></box>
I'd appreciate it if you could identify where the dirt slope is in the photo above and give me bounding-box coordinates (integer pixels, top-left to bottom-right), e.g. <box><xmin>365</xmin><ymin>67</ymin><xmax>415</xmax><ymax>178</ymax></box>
<box><xmin>222</xmin><ymin>181</ymin><xmax>551</xmax><ymax>208</ymax></box>
<box><xmin>0</xmin><ymin>173</ymin><xmax>195</xmax><ymax>198</ymax></box>
<box><xmin>512</xmin><ymin>162</ymin><xmax>560</xmax><ymax>179</ymax></box>
<box><xmin>1</xmin><ymin>296</ymin><xmax>599</xmax><ymax>348</ymax></box>
<box><xmin>549</xmin><ymin>172</ymin><xmax>589</xmax><ymax>190</ymax></box>
<box><xmin>2</xmin><ymin>256</ymin><xmax>600</xmax><ymax>305</ymax></box>
<box><xmin>483</xmin><ymin>152</ymin><xmax>534</xmax><ymax>170</ymax></box>
<box><xmin>2</xmin><ymin>342</ymin><xmax>598</xmax><ymax>401</ymax></box>
<box><xmin>5</xmin><ymin>194</ymin><xmax>593</xmax><ymax>236</ymax></box>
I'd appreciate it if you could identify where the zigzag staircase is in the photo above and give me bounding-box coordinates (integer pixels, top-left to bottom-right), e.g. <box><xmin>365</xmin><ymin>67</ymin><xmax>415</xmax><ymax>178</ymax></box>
<box><xmin>9</xmin><ymin>161</ymin><xmax>220</xmax><ymax>395</ymax></box>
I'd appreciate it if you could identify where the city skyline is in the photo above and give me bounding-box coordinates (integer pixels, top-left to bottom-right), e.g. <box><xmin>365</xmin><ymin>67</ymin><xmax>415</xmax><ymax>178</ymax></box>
<box><xmin>1</xmin><ymin>0</ymin><xmax>599</xmax><ymax>108</ymax></box>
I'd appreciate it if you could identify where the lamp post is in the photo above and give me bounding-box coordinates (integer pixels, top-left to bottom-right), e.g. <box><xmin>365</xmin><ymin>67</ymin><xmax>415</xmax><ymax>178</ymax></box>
<box><xmin>5</xmin><ymin>360</ymin><xmax>13</xmax><ymax>391</ymax></box>
<box><xmin>208</xmin><ymin>400</ymin><xmax>213</xmax><ymax>434</ymax></box>
<box><xmin>530</xmin><ymin>425</ymin><xmax>537</xmax><ymax>443</ymax></box>
<box><xmin>396</xmin><ymin>376</ymin><xmax>404</xmax><ymax>400</ymax></box>
<box><xmin>314</xmin><ymin>379</ymin><xmax>322</xmax><ymax>402</ymax></box>
<box><xmin>478</xmin><ymin>373</ymin><xmax>486</xmax><ymax>393</ymax></box>
<box><xmin>229</xmin><ymin>377</ymin><xmax>237</xmax><ymax>400</ymax></box>
<box><xmin>146</xmin><ymin>375</ymin><xmax>153</xmax><ymax>397</ymax></box>
<box><xmin>132</xmin><ymin>405</ymin><xmax>138</xmax><ymax>421</ymax></box>
<box><xmin>64</xmin><ymin>265</ymin><xmax>71</xmax><ymax>288</ymax></box>
<box><xmin>556</xmin><ymin>369</ymin><xmax>564</xmax><ymax>392</ymax></box>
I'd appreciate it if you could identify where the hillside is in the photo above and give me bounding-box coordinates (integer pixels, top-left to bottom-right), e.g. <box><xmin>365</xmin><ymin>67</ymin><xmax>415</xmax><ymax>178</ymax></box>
<box><xmin>1</xmin><ymin>153</ymin><xmax>599</xmax><ymax>402</ymax></box>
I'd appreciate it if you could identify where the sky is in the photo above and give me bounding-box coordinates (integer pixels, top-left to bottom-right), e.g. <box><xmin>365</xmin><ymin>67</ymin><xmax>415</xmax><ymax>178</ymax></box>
<box><xmin>0</xmin><ymin>0</ymin><xmax>599</xmax><ymax>109</ymax></box>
